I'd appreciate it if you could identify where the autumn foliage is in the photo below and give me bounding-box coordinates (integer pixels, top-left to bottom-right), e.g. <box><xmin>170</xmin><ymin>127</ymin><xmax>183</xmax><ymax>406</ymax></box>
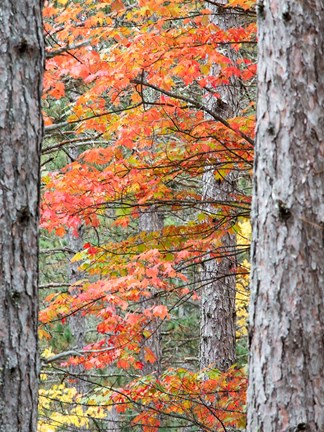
<box><xmin>39</xmin><ymin>0</ymin><xmax>256</xmax><ymax>430</ymax></box>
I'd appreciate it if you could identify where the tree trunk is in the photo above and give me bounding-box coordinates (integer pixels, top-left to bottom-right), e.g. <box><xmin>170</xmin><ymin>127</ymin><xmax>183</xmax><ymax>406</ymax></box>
<box><xmin>200</xmin><ymin>172</ymin><xmax>237</xmax><ymax>372</ymax></box>
<box><xmin>0</xmin><ymin>1</ymin><xmax>43</xmax><ymax>431</ymax></box>
<box><xmin>67</xmin><ymin>146</ymin><xmax>88</xmax><ymax>397</ymax></box>
<box><xmin>67</xmin><ymin>225</ymin><xmax>91</xmax><ymax>432</ymax></box>
<box><xmin>139</xmin><ymin>208</ymin><xmax>163</xmax><ymax>376</ymax></box>
<box><xmin>200</xmin><ymin>1</ymin><xmax>249</xmax><ymax>371</ymax></box>
<box><xmin>248</xmin><ymin>1</ymin><xmax>324</xmax><ymax>430</ymax></box>
<box><xmin>68</xmin><ymin>225</ymin><xmax>86</xmax><ymax>358</ymax></box>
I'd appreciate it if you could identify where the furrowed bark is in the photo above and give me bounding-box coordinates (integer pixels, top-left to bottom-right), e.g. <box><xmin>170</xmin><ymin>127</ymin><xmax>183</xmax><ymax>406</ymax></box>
<box><xmin>0</xmin><ymin>1</ymin><xmax>44</xmax><ymax>431</ymax></box>
<box><xmin>200</xmin><ymin>1</ymin><xmax>250</xmax><ymax>372</ymax></box>
<box><xmin>248</xmin><ymin>1</ymin><xmax>324</xmax><ymax>430</ymax></box>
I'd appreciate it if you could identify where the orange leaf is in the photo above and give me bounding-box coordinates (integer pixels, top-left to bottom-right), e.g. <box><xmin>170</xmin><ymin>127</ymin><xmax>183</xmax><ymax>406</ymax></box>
<box><xmin>144</xmin><ymin>347</ymin><xmax>157</xmax><ymax>364</ymax></box>
<box><xmin>117</xmin><ymin>358</ymin><xmax>130</xmax><ymax>369</ymax></box>
<box><xmin>152</xmin><ymin>305</ymin><xmax>169</xmax><ymax>320</ymax></box>
<box><xmin>111</xmin><ymin>0</ymin><xmax>124</xmax><ymax>11</ymax></box>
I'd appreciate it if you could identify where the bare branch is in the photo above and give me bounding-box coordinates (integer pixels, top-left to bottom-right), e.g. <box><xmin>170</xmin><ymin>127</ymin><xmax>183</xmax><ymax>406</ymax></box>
<box><xmin>39</xmin><ymin>282</ymin><xmax>71</xmax><ymax>289</ymax></box>
<box><xmin>41</xmin><ymin>350</ymin><xmax>82</xmax><ymax>364</ymax></box>
<box><xmin>45</xmin><ymin>40</ymin><xmax>90</xmax><ymax>59</ymax></box>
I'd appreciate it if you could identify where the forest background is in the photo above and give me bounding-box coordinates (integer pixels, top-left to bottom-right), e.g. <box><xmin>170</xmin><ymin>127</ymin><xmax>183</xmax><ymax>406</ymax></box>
<box><xmin>39</xmin><ymin>0</ymin><xmax>256</xmax><ymax>430</ymax></box>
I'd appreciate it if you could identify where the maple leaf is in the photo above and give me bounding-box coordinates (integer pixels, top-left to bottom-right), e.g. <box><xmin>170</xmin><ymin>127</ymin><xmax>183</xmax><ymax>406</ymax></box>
<box><xmin>152</xmin><ymin>305</ymin><xmax>169</xmax><ymax>320</ymax></box>
<box><xmin>40</xmin><ymin>1</ymin><xmax>255</xmax><ymax>430</ymax></box>
<box><xmin>144</xmin><ymin>347</ymin><xmax>157</xmax><ymax>364</ymax></box>
<box><xmin>111</xmin><ymin>0</ymin><xmax>124</xmax><ymax>12</ymax></box>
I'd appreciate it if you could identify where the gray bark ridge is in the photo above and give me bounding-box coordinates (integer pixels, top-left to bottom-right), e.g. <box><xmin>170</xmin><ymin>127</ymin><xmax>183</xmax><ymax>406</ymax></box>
<box><xmin>200</xmin><ymin>0</ymin><xmax>251</xmax><ymax>372</ymax></box>
<box><xmin>0</xmin><ymin>1</ymin><xmax>44</xmax><ymax>431</ymax></box>
<box><xmin>248</xmin><ymin>1</ymin><xmax>324</xmax><ymax>430</ymax></box>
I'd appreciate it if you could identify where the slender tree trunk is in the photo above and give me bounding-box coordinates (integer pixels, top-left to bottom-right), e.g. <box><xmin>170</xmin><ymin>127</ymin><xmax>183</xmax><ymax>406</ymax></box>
<box><xmin>67</xmin><ymin>146</ymin><xmax>88</xmax><ymax>395</ymax></box>
<box><xmin>139</xmin><ymin>208</ymin><xmax>163</xmax><ymax>376</ymax></box>
<box><xmin>248</xmin><ymin>1</ymin><xmax>324</xmax><ymax>430</ymax></box>
<box><xmin>200</xmin><ymin>1</ymin><xmax>248</xmax><ymax>371</ymax></box>
<box><xmin>67</xmin><ymin>225</ymin><xmax>91</xmax><ymax>432</ymax></box>
<box><xmin>0</xmin><ymin>1</ymin><xmax>44</xmax><ymax>431</ymax></box>
<box><xmin>68</xmin><ymin>226</ymin><xmax>86</xmax><ymax>358</ymax></box>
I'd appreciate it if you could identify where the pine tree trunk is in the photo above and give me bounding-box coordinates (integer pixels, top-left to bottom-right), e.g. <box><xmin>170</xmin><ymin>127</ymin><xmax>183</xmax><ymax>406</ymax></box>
<box><xmin>248</xmin><ymin>1</ymin><xmax>324</xmax><ymax>430</ymax></box>
<box><xmin>200</xmin><ymin>1</ymin><xmax>249</xmax><ymax>372</ymax></box>
<box><xmin>0</xmin><ymin>1</ymin><xmax>43</xmax><ymax>431</ymax></box>
<box><xmin>200</xmin><ymin>171</ymin><xmax>237</xmax><ymax>372</ymax></box>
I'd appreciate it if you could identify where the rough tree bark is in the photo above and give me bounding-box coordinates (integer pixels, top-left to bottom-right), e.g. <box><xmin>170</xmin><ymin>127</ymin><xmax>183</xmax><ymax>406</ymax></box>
<box><xmin>200</xmin><ymin>1</ymin><xmax>248</xmax><ymax>372</ymax></box>
<box><xmin>200</xmin><ymin>174</ymin><xmax>237</xmax><ymax>372</ymax></box>
<box><xmin>139</xmin><ymin>208</ymin><xmax>163</xmax><ymax>376</ymax></box>
<box><xmin>0</xmin><ymin>1</ymin><xmax>44</xmax><ymax>431</ymax></box>
<box><xmin>248</xmin><ymin>1</ymin><xmax>324</xmax><ymax>430</ymax></box>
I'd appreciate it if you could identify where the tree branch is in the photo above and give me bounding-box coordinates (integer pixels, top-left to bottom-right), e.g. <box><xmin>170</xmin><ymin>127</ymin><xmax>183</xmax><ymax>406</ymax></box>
<box><xmin>131</xmin><ymin>78</ymin><xmax>254</xmax><ymax>145</ymax></box>
<box><xmin>41</xmin><ymin>350</ymin><xmax>82</xmax><ymax>364</ymax></box>
<box><xmin>45</xmin><ymin>40</ymin><xmax>90</xmax><ymax>59</ymax></box>
<box><xmin>44</xmin><ymin>102</ymin><xmax>143</xmax><ymax>133</ymax></box>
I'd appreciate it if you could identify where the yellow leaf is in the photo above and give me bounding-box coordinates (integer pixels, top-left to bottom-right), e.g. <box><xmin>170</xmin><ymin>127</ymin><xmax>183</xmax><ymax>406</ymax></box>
<box><xmin>71</xmin><ymin>251</ymin><xmax>84</xmax><ymax>262</ymax></box>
